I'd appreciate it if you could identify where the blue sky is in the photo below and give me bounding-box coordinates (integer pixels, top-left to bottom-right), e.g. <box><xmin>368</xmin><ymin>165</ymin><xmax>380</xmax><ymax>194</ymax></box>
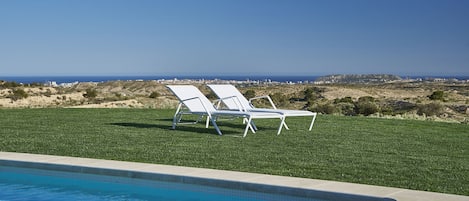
<box><xmin>1</xmin><ymin>0</ymin><xmax>468</xmax><ymax>76</ymax></box>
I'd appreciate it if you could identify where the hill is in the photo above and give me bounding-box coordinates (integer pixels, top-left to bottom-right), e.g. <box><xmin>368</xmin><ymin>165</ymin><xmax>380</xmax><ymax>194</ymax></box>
<box><xmin>315</xmin><ymin>74</ymin><xmax>402</xmax><ymax>84</ymax></box>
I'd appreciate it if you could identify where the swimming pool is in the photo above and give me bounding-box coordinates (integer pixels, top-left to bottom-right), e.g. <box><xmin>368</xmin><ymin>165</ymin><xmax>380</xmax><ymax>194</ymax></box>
<box><xmin>0</xmin><ymin>153</ymin><xmax>397</xmax><ymax>201</ymax></box>
<box><xmin>0</xmin><ymin>165</ymin><xmax>323</xmax><ymax>201</ymax></box>
<box><xmin>2</xmin><ymin>152</ymin><xmax>464</xmax><ymax>201</ymax></box>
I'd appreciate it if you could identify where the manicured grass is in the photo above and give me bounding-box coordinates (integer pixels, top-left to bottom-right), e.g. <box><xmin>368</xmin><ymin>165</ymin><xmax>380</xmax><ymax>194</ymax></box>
<box><xmin>0</xmin><ymin>108</ymin><xmax>468</xmax><ymax>195</ymax></box>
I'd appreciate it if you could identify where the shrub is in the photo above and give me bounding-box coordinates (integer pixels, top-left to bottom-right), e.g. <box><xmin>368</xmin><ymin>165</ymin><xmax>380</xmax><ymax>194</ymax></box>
<box><xmin>334</xmin><ymin>97</ymin><xmax>354</xmax><ymax>104</ymax></box>
<box><xmin>270</xmin><ymin>92</ymin><xmax>289</xmax><ymax>108</ymax></box>
<box><xmin>304</xmin><ymin>88</ymin><xmax>325</xmax><ymax>108</ymax></box>
<box><xmin>353</xmin><ymin>96</ymin><xmax>379</xmax><ymax>116</ymax></box>
<box><xmin>303</xmin><ymin>87</ymin><xmax>323</xmax><ymax>102</ymax></box>
<box><xmin>379</xmin><ymin>105</ymin><xmax>394</xmax><ymax>115</ymax></box>
<box><xmin>149</xmin><ymin>91</ymin><xmax>160</xmax><ymax>99</ymax></box>
<box><xmin>1</xmin><ymin>81</ymin><xmax>21</xmax><ymax>88</ymax></box>
<box><xmin>428</xmin><ymin>91</ymin><xmax>445</xmax><ymax>101</ymax></box>
<box><xmin>310</xmin><ymin>102</ymin><xmax>339</xmax><ymax>114</ymax></box>
<box><xmin>8</xmin><ymin>88</ymin><xmax>28</xmax><ymax>101</ymax></box>
<box><xmin>336</xmin><ymin>102</ymin><xmax>356</xmax><ymax>116</ymax></box>
<box><xmin>243</xmin><ymin>90</ymin><xmax>256</xmax><ymax>99</ymax></box>
<box><xmin>355</xmin><ymin>101</ymin><xmax>379</xmax><ymax>116</ymax></box>
<box><xmin>83</xmin><ymin>88</ymin><xmax>98</xmax><ymax>99</ymax></box>
<box><xmin>417</xmin><ymin>103</ymin><xmax>444</xmax><ymax>116</ymax></box>
<box><xmin>354</xmin><ymin>96</ymin><xmax>379</xmax><ymax>116</ymax></box>
<box><xmin>381</xmin><ymin>100</ymin><xmax>416</xmax><ymax>115</ymax></box>
<box><xmin>358</xmin><ymin>96</ymin><xmax>375</xmax><ymax>102</ymax></box>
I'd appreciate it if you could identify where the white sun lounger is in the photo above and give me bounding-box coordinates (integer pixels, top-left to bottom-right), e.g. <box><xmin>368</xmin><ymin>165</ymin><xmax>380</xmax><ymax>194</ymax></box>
<box><xmin>207</xmin><ymin>84</ymin><xmax>317</xmax><ymax>131</ymax></box>
<box><xmin>166</xmin><ymin>85</ymin><xmax>285</xmax><ymax>137</ymax></box>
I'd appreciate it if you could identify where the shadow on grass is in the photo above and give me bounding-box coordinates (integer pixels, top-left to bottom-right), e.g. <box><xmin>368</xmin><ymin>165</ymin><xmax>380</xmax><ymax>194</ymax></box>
<box><xmin>109</xmin><ymin>122</ymin><xmax>249</xmax><ymax>136</ymax></box>
<box><xmin>109</xmin><ymin>118</ymin><xmax>277</xmax><ymax>136</ymax></box>
<box><xmin>156</xmin><ymin>118</ymin><xmax>274</xmax><ymax>130</ymax></box>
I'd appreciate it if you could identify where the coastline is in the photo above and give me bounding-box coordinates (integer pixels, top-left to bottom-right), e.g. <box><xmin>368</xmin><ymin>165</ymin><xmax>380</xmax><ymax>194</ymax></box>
<box><xmin>1</xmin><ymin>74</ymin><xmax>469</xmax><ymax>85</ymax></box>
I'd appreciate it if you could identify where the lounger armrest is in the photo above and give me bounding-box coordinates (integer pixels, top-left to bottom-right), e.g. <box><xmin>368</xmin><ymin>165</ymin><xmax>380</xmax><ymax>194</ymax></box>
<box><xmin>249</xmin><ymin>95</ymin><xmax>277</xmax><ymax>109</ymax></box>
<box><xmin>216</xmin><ymin>95</ymin><xmax>248</xmax><ymax>112</ymax></box>
<box><xmin>180</xmin><ymin>96</ymin><xmax>212</xmax><ymax>115</ymax></box>
<box><xmin>181</xmin><ymin>96</ymin><xmax>203</xmax><ymax>102</ymax></box>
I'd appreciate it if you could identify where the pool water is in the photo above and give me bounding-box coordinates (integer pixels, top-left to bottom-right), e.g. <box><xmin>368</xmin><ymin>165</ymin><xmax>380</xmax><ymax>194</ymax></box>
<box><xmin>0</xmin><ymin>166</ymin><xmax>323</xmax><ymax>201</ymax></box>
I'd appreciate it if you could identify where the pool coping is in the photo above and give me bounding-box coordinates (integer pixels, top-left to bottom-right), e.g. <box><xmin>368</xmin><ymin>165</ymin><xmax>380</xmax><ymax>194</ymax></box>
<box><xmin>0</xmin><ymin>152</ymin><xmax>467</xmax><ymax>201</ymax></box>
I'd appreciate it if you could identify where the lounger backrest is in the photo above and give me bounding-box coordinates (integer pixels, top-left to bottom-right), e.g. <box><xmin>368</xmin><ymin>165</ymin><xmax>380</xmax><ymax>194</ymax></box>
<box><xmin>167</xmin><ymin>85</ymin><xmax>216</xmax><ymax>113</ymax></box>
<box><xmin>207</xmin><ymin>84</ymin><xmax>252</xmax><ymax>110</ymax></box>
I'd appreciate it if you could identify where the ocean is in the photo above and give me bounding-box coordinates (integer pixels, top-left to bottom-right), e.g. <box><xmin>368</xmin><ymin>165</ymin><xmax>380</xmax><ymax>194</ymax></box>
<box><xmin>1</xmin><ymin>75</ymin><xmax>468</xmax><ymax>84</ymax></box>
<box><xmin>0</xmin><ymin>75</ymin><xmax>319</xmax><ymax>84</ymax></box>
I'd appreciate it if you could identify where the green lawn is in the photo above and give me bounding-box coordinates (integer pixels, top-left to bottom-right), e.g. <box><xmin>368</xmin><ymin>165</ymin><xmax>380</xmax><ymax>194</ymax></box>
<box><xmin>0</xmin><ymin>108</ymin><xmax>468</xmax><ymax>195</ymax></box>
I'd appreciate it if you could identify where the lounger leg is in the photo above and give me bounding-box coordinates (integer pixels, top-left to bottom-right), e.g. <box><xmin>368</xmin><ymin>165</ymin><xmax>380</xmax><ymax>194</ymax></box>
<box><xmin>172</xmin><ymin>115</ymin><xmax>178</xmax><ymax>129</ymax></box>
<box><xmin>277</xmin><ymin>116</ymin><xmax>285</xmax><ymax>135</ymax></box>
<box><xmin>309</xmin><ymin>113</ymin><xmax>317</xmax><ymax>131</ymax></box>
<box><xmin>249</xmin><ymin>122</ymin><xmax>256</xmax><ymax>133</ymax></box>
<box><xmin>210</xmin><ymin>117</ymin><xmax>223</xmax><ymax>135</ymax></box>
<box><xmin>205</xmin><ymin>116</ymin><xmax>210</xmax><ymax>128</ymax></box>
<box><xmin>243</xmin><ymin>116</ymin><xmax>254</xmax><ymax>137</ymax></box>
<box><xmin>172</xmin><ymin>104</ymin><xmax>183</xmax><ymax>129</ymax></box>
<box><xmin>282</xmin><ymin>121</ymin><xmax>290</xmax><ymax>130</ymax></box>
<box><xmin>243</xmin><ymin>118</ymin><xmax>258</xmax><ymax>131</ymax></box>
<box><xmin>250</xmin><ymin>120</ymin><xmax>258</xmax><ymax>131</ymax></box>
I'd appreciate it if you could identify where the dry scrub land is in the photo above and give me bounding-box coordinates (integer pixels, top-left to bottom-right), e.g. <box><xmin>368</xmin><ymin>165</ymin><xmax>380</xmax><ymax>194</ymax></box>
<box><xmin>1</xmin><ymin>80</ymin><xmax>468</xmax><ymax>123</ymax></box>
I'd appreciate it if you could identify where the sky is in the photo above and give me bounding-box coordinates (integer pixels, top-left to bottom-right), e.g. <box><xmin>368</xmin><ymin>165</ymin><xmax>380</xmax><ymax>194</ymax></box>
<box><xmin>0</xmin><ymin>0</ymin><xmax>468</xmax><ymax>76</ymax></box>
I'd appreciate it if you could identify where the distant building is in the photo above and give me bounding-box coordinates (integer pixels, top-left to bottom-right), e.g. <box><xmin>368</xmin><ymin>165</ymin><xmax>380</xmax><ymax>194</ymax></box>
<box><xmin>45</xmin><ymin>81</ymin><xmax>58</xmax><ymax>87</ymax></box>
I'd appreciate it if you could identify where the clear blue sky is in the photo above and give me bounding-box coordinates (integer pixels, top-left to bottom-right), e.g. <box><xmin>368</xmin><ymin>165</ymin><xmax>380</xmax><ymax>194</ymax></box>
<box><xmin>1</xmin><ymin>0</ymin><xmax>468</xmax><ymax>76</ymax></box>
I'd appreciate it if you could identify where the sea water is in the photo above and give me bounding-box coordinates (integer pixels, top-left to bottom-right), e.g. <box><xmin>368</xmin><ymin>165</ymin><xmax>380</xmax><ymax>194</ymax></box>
<box><xmin>0</xmin><ymin>75</ymin><xmax>319</xmax><ymax>84</ymax></box>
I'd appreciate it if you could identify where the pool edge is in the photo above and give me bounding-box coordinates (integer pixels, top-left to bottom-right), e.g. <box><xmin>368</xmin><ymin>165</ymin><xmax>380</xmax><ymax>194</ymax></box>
<box><xmin>0</xmin><ymin>152</ymin><xmax>467</xmax><ymax>201</ymax></box>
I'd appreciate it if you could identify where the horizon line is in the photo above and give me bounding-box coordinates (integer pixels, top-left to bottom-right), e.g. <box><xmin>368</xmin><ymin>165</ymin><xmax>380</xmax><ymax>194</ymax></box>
<box><xmin>2</xmin><ymin>74</ymin><xmax>469</xmax><ymax>77</ymax></box>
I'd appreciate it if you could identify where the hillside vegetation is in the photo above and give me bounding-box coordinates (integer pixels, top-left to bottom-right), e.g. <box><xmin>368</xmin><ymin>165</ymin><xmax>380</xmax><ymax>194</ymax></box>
<box><xmin>1</xmin><ymin>79</ymin><xmax>468</xmax><ymax>123</ymax></box>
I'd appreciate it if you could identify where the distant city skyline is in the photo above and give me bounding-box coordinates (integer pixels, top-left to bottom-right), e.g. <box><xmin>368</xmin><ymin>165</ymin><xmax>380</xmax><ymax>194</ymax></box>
<box><xmin>1</xmin><ymin>0</ymin><xmax>468</xmax><ymax>76</ymax></box>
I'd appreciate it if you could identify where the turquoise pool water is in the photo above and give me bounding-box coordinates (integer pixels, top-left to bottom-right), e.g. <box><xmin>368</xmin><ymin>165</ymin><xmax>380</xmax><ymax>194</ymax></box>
<box><xmin>0</xmin><ymin>166</ymin><xmax>323</xmax><ymax>201</ymax></box>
